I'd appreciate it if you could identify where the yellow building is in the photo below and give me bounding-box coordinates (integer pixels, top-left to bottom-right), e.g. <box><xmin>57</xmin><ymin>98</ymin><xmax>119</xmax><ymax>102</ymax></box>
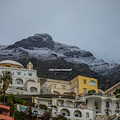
<box><xmin>70</xmin><ymin>75</ymin><xmax>98</xmax><ymax>95</ymax></box>
<box><xmin>40</xmin><ymin>75</ymin><xmax>98</xmax><ymax>96</ymax></box>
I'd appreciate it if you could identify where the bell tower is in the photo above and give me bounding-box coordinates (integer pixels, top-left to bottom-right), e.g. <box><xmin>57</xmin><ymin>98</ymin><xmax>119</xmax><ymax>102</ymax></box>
<box><xmin>27</xmin><ymin>61</ymin><xmax>33</xmax><ymax>70</ymax></box>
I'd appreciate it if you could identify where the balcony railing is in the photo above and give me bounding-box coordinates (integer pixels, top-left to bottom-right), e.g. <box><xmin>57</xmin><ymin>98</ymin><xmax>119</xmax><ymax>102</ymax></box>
<box><xmin>57</xmin><ymin>104</ymin><xmax>83</xmax><ymax>109</ymax></box>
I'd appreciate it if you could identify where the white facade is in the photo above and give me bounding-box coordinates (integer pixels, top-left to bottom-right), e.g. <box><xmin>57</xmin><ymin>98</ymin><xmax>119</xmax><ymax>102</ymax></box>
<box><xmin>79</xmin><ymin>95</ymin><xmax>120</xmax><ymax>119</ymax></box>
<box><xmin>33</xmin><ymin>97</ymin><xmax>94</xmax><ymax>120</ymax></box>
<box><xmin>0</xmin><ymin>60</ymin><xmax>40</xmax><ymax>95</ymax></box>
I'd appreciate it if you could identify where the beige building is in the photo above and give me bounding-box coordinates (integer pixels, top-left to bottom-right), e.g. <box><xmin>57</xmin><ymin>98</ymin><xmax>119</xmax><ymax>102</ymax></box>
<box><xmin>40</xmin><ymin>79</ymin><xmax>77</xmax><ymax>96</ymax></box>
<box><xmin>40</xmin><ymin>75</ymin><xmax>99</xmax><ymax>97</ymax></box>
<box><xmin>105</xmin><ymin>82</ymin><xmax>120</xmax><ymax>96</ymax></box>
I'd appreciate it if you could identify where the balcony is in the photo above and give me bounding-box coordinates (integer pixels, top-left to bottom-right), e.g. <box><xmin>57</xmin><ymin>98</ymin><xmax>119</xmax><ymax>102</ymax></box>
<box><xmin>57</xmin><ymin>100</ymin><xmax>83</xmax><ymax>109</ymax></box>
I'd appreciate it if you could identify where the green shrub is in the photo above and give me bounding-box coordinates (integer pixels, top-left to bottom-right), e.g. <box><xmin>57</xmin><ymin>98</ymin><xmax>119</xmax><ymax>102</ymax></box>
<box><xmin>39</xmin><ymin>104</ymin><xmax>47</xmax><ymax>110</ymax></box>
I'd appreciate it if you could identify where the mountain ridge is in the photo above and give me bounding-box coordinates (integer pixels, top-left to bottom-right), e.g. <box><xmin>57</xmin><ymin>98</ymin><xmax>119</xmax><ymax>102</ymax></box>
<box><xmin>0</xmin><ymin>33</ymin><xmax>119</xmax><ymax>90</ymax></box>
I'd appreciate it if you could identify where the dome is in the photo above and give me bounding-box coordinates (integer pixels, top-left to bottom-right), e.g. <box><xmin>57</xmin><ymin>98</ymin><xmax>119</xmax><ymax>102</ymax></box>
<box><xmin>0</xmin><ymin>60</ymin><xmax>24</xmax><ymax>67</ymax></box>
<box><xmin>27</xmin><ymin>61</ymin><xmax>33</xmax><ymax>65</ymax></box>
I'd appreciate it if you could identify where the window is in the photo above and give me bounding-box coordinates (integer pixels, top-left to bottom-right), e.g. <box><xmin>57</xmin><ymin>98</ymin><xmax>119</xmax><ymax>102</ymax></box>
<box><xmin>17</xmin><ymin>72</ymin><xmax>21</xmax><ymax>75</ymax></box>
<box><xmin>83</xmin><ymin>88</ymin><xmax>87</xmax><ymax>94</ymax></box>
<box><xmin>48</xmin><ymin>102</ymin><xmax>52</xmax><ymax>106</ymax></box>
<box><xmin>28</xmin><ymin>73</ymin><xmax>32</xmax><ymax>76</ymax></box>
<box><xmin>106</xmin><ymin>101</ymin><xmax>109</xmax><ymax>108</ymax></box>
<box><xmin>30</xmin><ymin>87</ymin><xmax>37</xmax><ymax>92</ymax></box>
<box><xmin>83</xmin><ymin>79</ymin><xmax>86</xmax><ymax>84</ymax></box>
<box><xmin>62</xmin><ymin>85</ymin><xmax>66</xmax><ymax>89</ymax></box>
<box><xmin>67</xmin><ymin>103</ymin><xmax>70</xmax><ymax>107</ymax></box>
<box><xmin>0</xmin><ymin>110</ymin><xmax>2</xmax><ymax>114</ymax></box>
<box><xmin>75</xmin><ymin>114</ymin><xmax>78</xmax><ymax>117</ymax></box>
<box><xmin>53</xmin><ymin>84</ymin><xmax>56</xmax><ymax>88</ymax></box>
<box><xmin>98</xmin><ymin>91</ymin><xmax>102</xmax><ymax>95</ymax></box>
<box><xmin>16</xmin><ymin>79</ymin><xmax>23</xmax><ymax>84</ymax></box>
<box><xmin>62</xmin><ymin>113</ymin><xmax>65</xmax><ymax>116</ymax></box>
<box><xmin>17</xmin><ymin>81</ymin><xmax>20</xmax><ymax>84</ymax></box>
<box><xmin>116</xmin><ymin>103</ymin><xmax>119</xmax><ymax>109</ymax></box>
<box><xmin>90</xmin><ymin>80</ymin><xmax>96</xmax><ymax>86</ymax></box>
<box><xmin>86</xmin><ymin>112</ymin><xmax>89</xmax><ymax>118</ymax></box>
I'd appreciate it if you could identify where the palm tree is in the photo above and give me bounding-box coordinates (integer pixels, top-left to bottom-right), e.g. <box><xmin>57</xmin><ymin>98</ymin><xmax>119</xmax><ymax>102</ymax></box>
<box><xmin>0</xmin><ymin>71</ymin><xmax>12</xmax><ymax>104</ymax></box>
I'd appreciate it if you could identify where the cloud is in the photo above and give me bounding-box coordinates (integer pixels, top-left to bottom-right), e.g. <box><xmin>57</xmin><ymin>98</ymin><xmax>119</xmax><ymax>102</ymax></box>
<box><xmin>0</xmin><ymin>0</ymin><xmax>120</xmax><ymax>63</ymax></box>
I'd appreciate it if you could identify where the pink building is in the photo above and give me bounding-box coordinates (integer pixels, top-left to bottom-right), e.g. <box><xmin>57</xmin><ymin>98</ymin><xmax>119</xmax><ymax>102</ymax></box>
<box><xmin>0</xmin><ymin>104</ymin><xmax>14</xmax><ymax>120</ymax></box>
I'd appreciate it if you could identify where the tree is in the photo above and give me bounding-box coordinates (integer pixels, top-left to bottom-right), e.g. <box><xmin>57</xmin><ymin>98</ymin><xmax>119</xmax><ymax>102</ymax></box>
<box><xmin>114</xmin><ymin>89</ymin><xmax>120</xmax><ymax>98</ymax></box>
<box><xmin>0</xmin><ymin>71</ymin><xmax>13</xmax><ymax>104</ymax></box>
<box><xmin>41</xmin><ymin>111</ymin><xmax>51</xmax><ymax>120</ymax></box>
<box><xmin>52</xmin><ymin>115</ymin><xmax>67</xmax><ymax>120</ymax></box>
<box><xmin>39</xmin><ymin>104</ymin><xmax>48</xmax><ymax>110</ymax></box>
<box><xmin>88</xmin><ymin>89</ymin><xmax>96</xmax><ymax>95</ymax></box>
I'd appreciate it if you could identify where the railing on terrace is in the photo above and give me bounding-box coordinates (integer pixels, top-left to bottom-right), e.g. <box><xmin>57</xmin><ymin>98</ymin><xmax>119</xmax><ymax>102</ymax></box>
<box><xmin>110</xmin><ymin>114</ymin><xmax>116</xmax><ymax>120</ymax></box>
<box><xmin>57</xmin><ymin>104</ymin><xmax>84</xmax><ymax>109</ymax></box>
<box><xmin>6</xmin><ymin>88</ymin><xmax>40</xmax><ymax>95</ymax></box>
<box><xmin>79</xmin><ymin>93</ymin><xmax>116</xmax><ymax>98</ymax></box>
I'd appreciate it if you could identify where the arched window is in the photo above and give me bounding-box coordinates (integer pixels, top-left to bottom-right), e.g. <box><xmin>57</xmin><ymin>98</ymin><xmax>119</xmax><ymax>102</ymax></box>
<box><xmin>30</xmin><ymin>87</ymin><xmax>37</xmax><ymax>92</ymax></box>
<box><xmin>90</xmin><ymin>80</ymin><xmax>96</xmax><ymax>86</ymax></box>
<box><xmin>16</xmin><ymin>79</ymin><xmax>23</xmax><ymax>84</ymax></box>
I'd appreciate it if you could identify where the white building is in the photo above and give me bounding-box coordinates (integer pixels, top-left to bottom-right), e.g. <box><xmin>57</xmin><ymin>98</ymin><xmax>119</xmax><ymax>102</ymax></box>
<box><xmin>79</xmin><ymin>95</ymin><xmax>120</xmax><ymax>119</ymax></box>
<box><xmin>0</xmin><ymin>60</ymin><xmax>40</xmax><ymax>95</ymax></box>
<box><xmin>33</xmin><ymin>96</ymin><xmax>94</xmax><ymax>120</ymax></box>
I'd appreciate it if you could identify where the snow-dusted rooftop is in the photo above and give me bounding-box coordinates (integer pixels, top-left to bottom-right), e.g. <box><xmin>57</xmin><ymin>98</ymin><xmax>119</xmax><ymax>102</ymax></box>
<box><xmin>0</xmin><ymin>60</ymin><xmax>24</xmax><ymax>67</ymax></box>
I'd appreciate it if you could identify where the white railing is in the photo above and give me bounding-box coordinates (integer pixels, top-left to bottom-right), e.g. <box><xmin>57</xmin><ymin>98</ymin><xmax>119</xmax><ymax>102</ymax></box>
<box><xmin>6</xmin><ymin>88</ymin><xmax>40</xmax><ymax>95</ymax></box>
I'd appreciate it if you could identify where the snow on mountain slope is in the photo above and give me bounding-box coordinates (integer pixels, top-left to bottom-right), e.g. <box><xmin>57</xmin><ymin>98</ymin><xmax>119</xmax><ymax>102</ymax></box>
<box><xmin>0</xmin><ymin>34</ymin><xmax>118</xmax><ymax>74</ymax></box>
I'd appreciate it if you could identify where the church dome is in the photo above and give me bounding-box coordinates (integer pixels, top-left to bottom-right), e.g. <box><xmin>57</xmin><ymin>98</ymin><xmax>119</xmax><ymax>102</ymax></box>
<box><xmin>0</xmin><ymin>60</ymin><xmax>24</xmax><ymax>67</ymax></box>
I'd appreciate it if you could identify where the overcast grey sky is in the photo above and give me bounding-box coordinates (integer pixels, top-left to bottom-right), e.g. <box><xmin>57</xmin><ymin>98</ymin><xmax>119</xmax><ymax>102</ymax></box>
<box><xmin>0</xmin><ymin>0</ymin><xmax>120</xmax><ymax>63</ymax></box>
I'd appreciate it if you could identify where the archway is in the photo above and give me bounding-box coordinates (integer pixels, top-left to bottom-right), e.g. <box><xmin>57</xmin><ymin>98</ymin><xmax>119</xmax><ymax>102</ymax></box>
<box><xmin>60</xmin><ymin>108</ymin><xmax>70</xmax><ymax>116</ymax></box>
<box><xmin>104</xmin><ymin>109</ymin><xmax>112</xmax><ymax>115</ymax></box>
<box><xmin>26</xmin><ymin>79</ymin><xmax>36</xmax><ymax>83</ymax></box>
<box><xmin>74</xmin><ymin>110</ymin><xmax>82</xmax><ymax>117</ymax></box>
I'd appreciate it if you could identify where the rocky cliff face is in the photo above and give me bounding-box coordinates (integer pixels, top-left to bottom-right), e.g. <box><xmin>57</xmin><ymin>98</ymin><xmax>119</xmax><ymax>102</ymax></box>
<box><xmin>0</xmin><ymin>33</ymin><xmax>119</xmax><ymax>90</ymax></box>
<box><xmin>7</xmin><ymin>34</ymin><xmax>54</xmax><ymax>50</ymax></box>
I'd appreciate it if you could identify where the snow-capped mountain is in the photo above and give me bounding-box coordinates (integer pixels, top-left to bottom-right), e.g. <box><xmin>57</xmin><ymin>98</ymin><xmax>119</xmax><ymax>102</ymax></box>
<box><xmin>0</xmin><ymin>33</ymin><xmax>120</xmax><ymax>90</ymax></box>
<box><xmin>0</xmin><ymin>33</ymin><xmax>118</xmax><ymax>75</ymax></box>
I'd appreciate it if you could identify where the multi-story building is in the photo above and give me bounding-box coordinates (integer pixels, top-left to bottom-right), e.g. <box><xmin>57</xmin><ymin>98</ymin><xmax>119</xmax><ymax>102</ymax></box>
<box><xmin>0</xmin><ymin>60</ymin><xmax>40</xmax><ymax>95</ymax></box>
<box><xmin>105</xmin><ymin>82</ymin><xmax>120</xmax><ymax>96</ymax></box>
<box><xmin>70</xmin><ymin>75</ymin><xmax>98</xmax><ymax>95</ymax></box>
<box><xmin>40</xmin><ymin>75</ymin><xmax>98</xmax><ymax>96</ymax></box>
<box><xmin>40</xmin><ymin>79</ymin><xmax>76</xmax><ymax>96</ymax></box>
<box><xmin>1</xmin><ymin>59</ymin><xmax>120</xmax><ymax>120</ymax></box>
<box><xmin>33</xmin><ymin>96</ymin><xmax>94</xmax><ymax>120</ymax></box>
<box><xmin>0</xmin><ymin>104</ymin><xmax>14</xmax><ymax>120</ymax></box>
<box><xmin>78</xmin><ymin>94</ymin><xmax>120</xmax><ymax>120</ymax></box>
